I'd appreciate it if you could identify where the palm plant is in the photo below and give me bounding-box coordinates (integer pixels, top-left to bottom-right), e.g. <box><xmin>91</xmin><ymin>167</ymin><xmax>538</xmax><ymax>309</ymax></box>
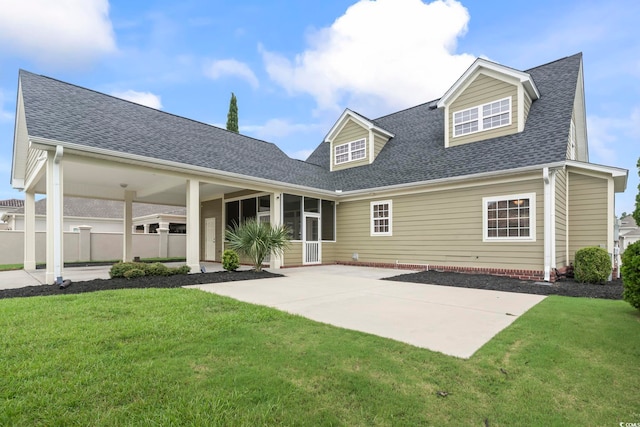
<box><xmin>225</xmin><ymin>219</ymin><xmax>290</xmax><ymax>272</ymax></box>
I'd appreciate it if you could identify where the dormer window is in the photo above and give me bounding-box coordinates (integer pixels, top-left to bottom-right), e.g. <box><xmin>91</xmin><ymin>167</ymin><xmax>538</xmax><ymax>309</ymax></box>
<box><xmin>335</xmin><ymin>138</ymin><xmax>366</xmax><ymax>164</ymax></box>
<box><xmin>453</xmin><ymin>97</ymin><xmax>511</xmax><ymax>137</ymax></box>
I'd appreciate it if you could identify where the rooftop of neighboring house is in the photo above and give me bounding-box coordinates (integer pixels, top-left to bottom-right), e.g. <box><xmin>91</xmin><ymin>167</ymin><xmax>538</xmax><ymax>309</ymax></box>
<box><xmin>17</xmin><ymin>53</ymin><xmax>585</xmax><ymax>192</ymax></box>
<box><xmin>0</xmin><ymin>199</ymin><xmax>24</xmax><ymax>208</ymax></box>
<box><xmin>620</xmin><ymin>215</ymin><xmax>638</xmax><ymax>233</ymax></box>
<box><xmin>9</xmin><ymin>197</ymin><xmax>186</xmax><ymax>219</ymax></box>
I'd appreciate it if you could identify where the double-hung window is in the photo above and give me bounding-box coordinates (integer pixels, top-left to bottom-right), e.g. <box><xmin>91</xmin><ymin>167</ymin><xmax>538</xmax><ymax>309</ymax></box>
<box><xmin>482</xmin><ymin>193</ymin><xmax>535</xmax><ymax>241</ymax></box>
<box><xmin>454</xmin><ymin>97</ymin><xmax>511</xmax><ymax>137</ymax></box>
<box><xmin>335</xmin><ymin>138</ymin><xmax>366</xmax><ymax>165</ymax></box>
<box><xmin>371</xmin><ymin>200</ymin><xmax>392</xmax><ymax>236</ymax></box>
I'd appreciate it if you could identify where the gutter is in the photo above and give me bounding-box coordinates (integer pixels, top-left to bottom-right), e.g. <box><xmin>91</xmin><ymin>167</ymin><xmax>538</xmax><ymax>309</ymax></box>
<box><xmin>29</xmin><ymin>137</ymin><xmax>341</xmax><ymax>198</ymax></box>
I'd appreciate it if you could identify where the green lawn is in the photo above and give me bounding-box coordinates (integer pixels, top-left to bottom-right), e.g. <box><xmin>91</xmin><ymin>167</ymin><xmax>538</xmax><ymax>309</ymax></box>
<box><xmin>1</xmin><ymin>289</ymin><xmax>639</xmax><ymax>426</ymax></box>
<box><xmin>0</xmin><ymin>263</ymin><xmax>22</xmax><ymax>271</ymax></box>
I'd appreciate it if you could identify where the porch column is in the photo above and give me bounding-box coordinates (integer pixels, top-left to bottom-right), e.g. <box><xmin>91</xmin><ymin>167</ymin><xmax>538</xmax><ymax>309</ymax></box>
<box><xmin>157</xmin><ymin>227</ymin><xmax>169</xmax><ymax>258</ymax></box>
<box><xmin>46</xmin><ymin>146</ymin><xmax>64</xmax><ymax>284</ymax></box>
<box><xmin>123</xmin><ymin>190</ymin><xmax>134</xmax><ymax>262</ymax></box>
<box><xmin>23</xmin><ymin>190</ymin><xmax>36</xmax><ymax>270</ymax></box>
<box><xmin>186</xmin><ymin>179</ymin><xmax>200</xmax><ymax>272</ymax></box>
<box><xmin>270</xmin><ymin>192</ymin><xmax>282</xmax><ymax>269</ymax></box>
<box><xmin>543</xmin><ymin>167</ymin><xmax>557</xmax><ymax>282</ymax></box>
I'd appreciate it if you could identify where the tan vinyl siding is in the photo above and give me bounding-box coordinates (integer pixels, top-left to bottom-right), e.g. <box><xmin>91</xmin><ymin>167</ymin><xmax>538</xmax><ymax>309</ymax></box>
<box><xmin>321</xmin><ymin>241</ymin><xmax>337</xmax><ymax>263</ymax></box>
<box><xmin>373</xmin><ymin>132</ymin><xmax>390</xmax><ymax>159</ymax></box>
<box><xmin>332</xmin><ymin>119</ymin><xmax>369</xmax><ymax>171</ymax></box>
<box><xmin>201</xmin><ymin>199</ymin><xmax>222</xmax><ymax>261</ymax></box>
<box><xmin>334</xmin><ymin>177</ymin><xmax>544</xmax><ymax>270</ymax></box>
<box><xmin>283</xmin><ymin>241</ymin><xmax>302</xmax><ymax>266</ymax></box>
<box><xmin>568</xmin><ymin>172</ymin><xmax>609</xmax><ymax>261</ymax></box>
<box><xmin>449</xmin><ymin>74</ymin><xmax>518</xmax><ymax>147</ymax></box>
<box><xmin>555</xmin><ymin>169</ymin><xmax>567</xmax><ymax>267</ymax></box>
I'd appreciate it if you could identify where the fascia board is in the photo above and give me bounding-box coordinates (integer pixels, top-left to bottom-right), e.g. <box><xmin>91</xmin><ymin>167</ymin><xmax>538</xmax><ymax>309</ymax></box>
<box><xmin>566</xmin><ymin>160</ymin><xmax>628</xmax><ymax>192</ymax></box>
<box><xmin>29</xmin><ymin>136</ymin><xmax>340</xmax><ymax>198</ymax></box>
<box><xmin>324</xmin><ymin>109</ymin><xmax>394</xmax><ymax>143</ymax></box>
<box><xmin>438</xmin><ymin>58</ymin><xmax>540</xmax><ymax>109</ymax></box>
<box><xmin>337</xmin><ymin>162</ymin><xmax>566</xmax><ymax>199</ymax></box>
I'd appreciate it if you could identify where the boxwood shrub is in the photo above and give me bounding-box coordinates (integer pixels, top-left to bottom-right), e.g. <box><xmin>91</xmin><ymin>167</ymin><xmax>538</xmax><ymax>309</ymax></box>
<box><xmin>110</xmin><ymin>261</ymin><xmax>190</xmax><ymax>278</ymax></box>
<box><xmin>123</xmin><ymin>268</ymin><xmax>146</xmax><ymax>279</ymax></box>
<box><xmin>621</xmin><ymin>240</ymin><xmax>640</xmax><ymax>310</ymax></box>
<box><xmin>222</xmin><ymin>249</ymin><xmax>240</xmax><ymax>271</ymax></box>
<box><xmin>574</xmin><ymin>246</ymin><xmax>611</xmax><ymax>284</ymax></box>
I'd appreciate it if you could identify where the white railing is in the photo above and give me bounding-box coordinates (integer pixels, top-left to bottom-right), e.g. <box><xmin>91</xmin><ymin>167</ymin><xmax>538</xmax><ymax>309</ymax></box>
<box><xmin>305</xmin><ymin>242</ymin><xmax>320</xmax><ymax>264</ymax></box>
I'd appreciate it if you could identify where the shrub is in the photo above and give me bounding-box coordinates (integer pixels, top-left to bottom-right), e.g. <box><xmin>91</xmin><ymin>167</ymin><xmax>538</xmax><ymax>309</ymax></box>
<box><xmin>222</xmin><ymin>249</ymin><xmax>240</xmax><ymax>271</ymax></box>
<box><xmin>574</xmin><ymin>246</ymin><xmax>612</xmax><ymax>284</ymax></box>
<box><xmin>110</xmin><ymin>262</ymin><xmax>147</xmax><ymax>278</ymax></box>
<box><xmin>123</xmin><ymin>268</ymin><xmax>146</xmax><ymax>279</ymax></box>
<box><xmin>172</xmin><ymin>265</ymin><xmax>191</xmax><ymax>275</ymax></box>
<box><xmin>621</xmin><ymin>241</ymin><xmax>640</xmax><ymax>310</ymax></box>
<box><xmin>110</xmin><ymin>261</ymin><xmax>189</xmax><ymax>278</ymax></box>
<box><xmin>145</xmin><ymin>262</ymin><xmax>171</xmax><ymax>276</ymax></box>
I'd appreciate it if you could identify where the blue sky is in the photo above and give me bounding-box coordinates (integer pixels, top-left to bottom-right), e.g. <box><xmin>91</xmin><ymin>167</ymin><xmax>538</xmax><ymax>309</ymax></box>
<box><xmin>0</xmin><ymin>0</ymin><xmax>638</xmax><ymax>214</ymax></box>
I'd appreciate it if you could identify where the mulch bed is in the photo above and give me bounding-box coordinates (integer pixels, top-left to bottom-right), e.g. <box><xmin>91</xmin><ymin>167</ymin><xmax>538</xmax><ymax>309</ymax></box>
<box><xmin>384</xmin><ymin>270</ymin><xmax>623</xmax><ymax>300</ymax></box>
<box><xmin>0</xmin><ymin>270</ymin><xmax>282</xmax><ymax>300</ymax></box>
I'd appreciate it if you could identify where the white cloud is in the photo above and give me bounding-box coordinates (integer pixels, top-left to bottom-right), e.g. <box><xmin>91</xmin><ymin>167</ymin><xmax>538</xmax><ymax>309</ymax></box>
<box><xmin>587</xmin><ymin>108</ymin><xmax>640</xmax><ymax>165</ymax></box>
<box><xmin>241</xmin><ymin>118</ymin><xmax>321</xmax><ymax>140</ymax></box>
<box><xmin>0</xmin><ymin>0</ymin><xmax>116</xmax><ymax>67</ymax></box>
<box><xmin>204</xmin><ymin>59</ymin><xmax>259</xmax><ymax>89</ymax></box>
<box><xmin>260</xmin><ymin>0</ymin><xmax>475</xmax><ymax>113</ymax></box>
<box><xmin>111</xmin><ymin>90</ymin><xmax>163</xmax><ymax>109</ymax></box>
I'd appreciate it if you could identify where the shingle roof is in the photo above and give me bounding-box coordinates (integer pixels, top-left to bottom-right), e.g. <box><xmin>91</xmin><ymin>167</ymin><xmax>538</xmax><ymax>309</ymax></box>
<box><xmin>19</xmin><ymin>53</ymin><xmax>582</xmax><ymax>193</ymax></box>
<box><xmin>0</xmin><ymin>199</ymin><xmax>24</xmax><ymax>208</ymax></box>
<box><xmin>307</xmin><ymin>53</ymin><xmax>581</xmax><ymax>191</ymax></box>
<box><xmin>12</xmin><ymin>197</ymin><xmax>185</xmax><ymax>219</ymax></box>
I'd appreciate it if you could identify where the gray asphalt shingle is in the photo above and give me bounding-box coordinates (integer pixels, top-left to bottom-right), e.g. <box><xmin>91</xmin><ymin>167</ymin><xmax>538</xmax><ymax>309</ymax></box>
<box><xmin>18</xmin><ymin>53</ymin><xmax>581</xmax><ymax>193</ymax></box>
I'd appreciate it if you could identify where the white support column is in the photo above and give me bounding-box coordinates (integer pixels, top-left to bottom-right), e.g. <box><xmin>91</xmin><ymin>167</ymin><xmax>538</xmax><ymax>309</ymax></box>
<box><xmin>186</xmin><ymin>179</ymin><xmax>200</xmax><ymax>272</ymax></box>
<box><xmin>270</xmin><ymin>192</ymin><xmax>282</xmax><ymax>269</ymax></box>
<box><xmin>46</xmin><ymin>147</ymin><xmax>64</xmax><ymax>284</ymax></box>
<box><xmin>543</xmin><ymin>167</ymin><xmax>553</xmax><ymax>282</ymax></box>
<box><xmin>123</xmin><ymin>190</ymin><xmax>134</xmax><ymax>262</ymax></box>
<box><xmin>23</xmin><ymin>190</ymin><xmax>36</xmax><ymax>270</ymax></box>
<box><xmin>550</xmin><ymin>169</ymin><xmax>557</xmax><ymax>269</ymax></box>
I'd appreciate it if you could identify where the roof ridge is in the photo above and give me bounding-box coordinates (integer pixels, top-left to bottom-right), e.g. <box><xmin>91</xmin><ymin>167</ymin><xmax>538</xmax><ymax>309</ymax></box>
<box><xmin>374</xmin><ymin>99</ymin><xmax>439</xmax><ymax>121</ymax></box>
<box><xmin>525</xmin><ymin>52</ymin><xmax>582</xmax><ymax>73</ymax></box>
<box><xmin>18</xmin><ymin>69</ymin><xmax>294</xmax><ymax>158</ymax></box>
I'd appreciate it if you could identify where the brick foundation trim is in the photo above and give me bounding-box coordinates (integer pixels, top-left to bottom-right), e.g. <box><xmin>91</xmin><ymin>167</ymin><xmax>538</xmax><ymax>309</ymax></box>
<box><xmin>335</xmin><ymin>261</ymin><xmax>547</xmax><ymax>282</ymax></box>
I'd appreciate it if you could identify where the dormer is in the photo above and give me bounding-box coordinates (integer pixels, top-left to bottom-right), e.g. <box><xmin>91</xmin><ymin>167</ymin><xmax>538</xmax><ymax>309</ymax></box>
<box><xmin>325</xmin><ymin>109</ymin><xmax>395</xmax><ymax>171</ymax></box>
<box><xmin>437</xmin><ymin>58</ymin><xmax>540</xmax><ymax>148</ymax></box>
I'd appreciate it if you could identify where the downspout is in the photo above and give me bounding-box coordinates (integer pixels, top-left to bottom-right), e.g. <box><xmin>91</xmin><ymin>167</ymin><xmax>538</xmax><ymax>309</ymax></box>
<box><xmin>543</xmin><ymin>167</ymin><xmax>556</xmax><ymax>282</ymax></box>
<box><xmin>53</xmin><ymin>145</ymin><xmax>64</xmax><ymax>285</ymax></box>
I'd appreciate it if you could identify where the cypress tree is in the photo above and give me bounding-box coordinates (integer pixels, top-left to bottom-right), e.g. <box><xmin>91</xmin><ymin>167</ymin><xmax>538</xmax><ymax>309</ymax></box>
<box><xmin>226</xmin><ymin>92</ymin><xmax>239</xmax><ymax>133</ymax></box>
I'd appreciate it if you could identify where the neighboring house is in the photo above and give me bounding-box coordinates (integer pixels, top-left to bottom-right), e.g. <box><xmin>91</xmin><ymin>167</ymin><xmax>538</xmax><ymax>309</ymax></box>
<box><xmin>2</xmin><ymin>197</ymin><xmax>186</xmax><ymax>233</ymax></box>
<box><xmin>620</xmin><ymin>215</ymin><xmax>640</xmax><ymax>252</ymax></box>
<box><xmin>0</xmin><ymin>199</ymin><xmax>24</xmax><ymax>229</ymax></box>
<box><xmin>10</xmin><ymin>53</ymin><xmax>628</xmax><ymax>283</ymax></box>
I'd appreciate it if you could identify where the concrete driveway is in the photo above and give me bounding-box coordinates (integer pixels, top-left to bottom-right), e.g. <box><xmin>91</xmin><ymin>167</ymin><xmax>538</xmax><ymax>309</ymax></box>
<box><xmin>188</xmin><ymin>265</ymin><xmax>546</xmax><ymax>359</ymax></box>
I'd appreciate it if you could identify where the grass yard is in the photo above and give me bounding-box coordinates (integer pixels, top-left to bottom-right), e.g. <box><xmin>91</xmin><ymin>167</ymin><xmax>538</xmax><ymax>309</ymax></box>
<box><xmin>1</xmin><ymin>289</ymin><xmax>639</xmax><ymax>426</ymax></box>
<box><xmin>0</xmin><ymin>264</ymin><xmax>22</xmax><ymax>271</ymax></box>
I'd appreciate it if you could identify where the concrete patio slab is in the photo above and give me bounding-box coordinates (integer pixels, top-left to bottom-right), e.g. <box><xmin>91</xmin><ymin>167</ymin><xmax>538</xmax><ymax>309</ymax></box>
<box><xmin>188</xmin><ymin>267</ymin><xmax>546</xmax><ymax>358</ymax></box>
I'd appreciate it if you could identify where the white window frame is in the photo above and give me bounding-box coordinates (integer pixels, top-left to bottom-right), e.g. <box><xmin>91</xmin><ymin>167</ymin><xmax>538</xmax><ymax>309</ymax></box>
<box><xmin>370</xmin><ymin>200</ymin><xmax>392</xmax><ymax>236</ymax></box>
<box><xmin>334</xmin><ymin>138</ymin><xmax>367</xmax><ymax>165</ymax></box>
<box><xmin>482</xmin><ymin>192</ymin><xmax>536</xmax><ymax>242</ymax></box>
<box><xmin>453</xmin><ymin>96</ymin><xmax>511</xmax><ymax>137</ymax></box>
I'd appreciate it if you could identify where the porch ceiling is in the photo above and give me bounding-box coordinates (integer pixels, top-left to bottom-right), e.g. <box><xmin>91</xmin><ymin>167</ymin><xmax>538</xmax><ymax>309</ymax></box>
<box><xmin>30</xmin><ymin>154</ymin><xmax>242</xmax><ymax>206</ymax></box>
